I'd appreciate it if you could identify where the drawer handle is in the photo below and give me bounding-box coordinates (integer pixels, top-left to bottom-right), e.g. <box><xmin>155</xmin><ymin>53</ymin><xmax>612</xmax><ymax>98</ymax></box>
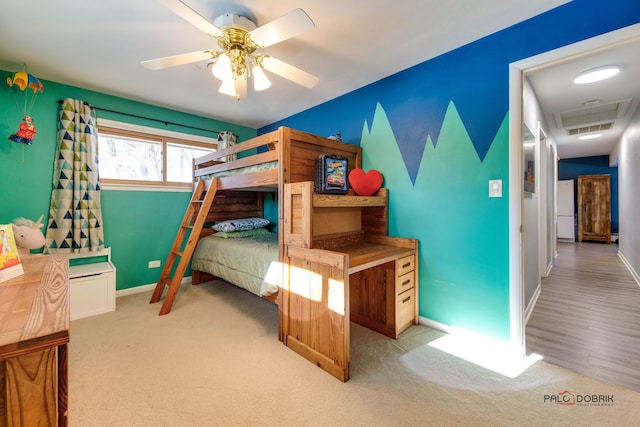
<box><xmin>402</xmin><ymin>279</ymin><xmax>411</xmax><ymax>286</ymax></box>
<box><xmin>402</xmin><ymin>296</ymin><xmax>411</xmax><ymax>304</ymax></box>
<box><xmin>401</xmin><ymin>262</ymin><xmax>411</xmax><ymax>269</ymax></box>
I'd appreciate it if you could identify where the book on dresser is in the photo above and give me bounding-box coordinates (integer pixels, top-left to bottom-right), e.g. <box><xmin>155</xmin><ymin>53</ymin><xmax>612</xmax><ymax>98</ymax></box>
<box><xmin>0</xmin><ymin>224</ymin><xmax>24</xmax><ymax>283</ymax></box>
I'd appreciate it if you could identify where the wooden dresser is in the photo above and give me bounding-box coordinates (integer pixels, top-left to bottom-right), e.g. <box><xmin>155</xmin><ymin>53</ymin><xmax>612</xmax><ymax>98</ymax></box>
<box><xmin>281</xmin><ymin>182</ymin><xmax>418</xmax><ymax>381</ymax></box>
<box><xmin>0</xmin><ymin>255</ymin><xmax>69</xmax><ymax>427</ymax></box>
<box><xmin>577</xmin><ymin>174</ymin><xmax>611</xmax><ymax>244</ymax></box>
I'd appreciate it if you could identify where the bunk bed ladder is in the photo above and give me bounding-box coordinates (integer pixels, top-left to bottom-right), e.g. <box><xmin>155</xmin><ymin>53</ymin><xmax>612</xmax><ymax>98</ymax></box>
<box><xmin>150</xmin><ymin>178</ymin><xmax>219</xmax><ymax>315</ymax></box>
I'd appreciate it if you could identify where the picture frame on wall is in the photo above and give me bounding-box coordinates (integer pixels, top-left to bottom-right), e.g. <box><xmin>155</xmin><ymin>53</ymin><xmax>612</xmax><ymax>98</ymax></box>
<box><xmin>523</xmin><ymin>124</ymin><xmax>535</xmax><ymax>194</ymax></box>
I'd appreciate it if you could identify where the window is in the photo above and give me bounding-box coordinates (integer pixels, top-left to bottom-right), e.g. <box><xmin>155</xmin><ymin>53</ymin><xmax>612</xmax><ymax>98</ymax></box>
<box><xmin>97</xmin><ymin>123</ymin><xmax>217</xmax><ymax>188</ymax></box>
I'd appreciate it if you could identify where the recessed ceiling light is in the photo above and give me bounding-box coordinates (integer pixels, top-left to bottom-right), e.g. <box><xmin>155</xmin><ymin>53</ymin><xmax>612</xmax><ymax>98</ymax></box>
<box><xmin>574</xmin><ymin>66</ymin><xmax>620</xmax><ymax>84</ymax></box>
<box><xmin>578</xmin><ymin>133</ymin><xmax>603</xmax><ymax>140</ymax></box>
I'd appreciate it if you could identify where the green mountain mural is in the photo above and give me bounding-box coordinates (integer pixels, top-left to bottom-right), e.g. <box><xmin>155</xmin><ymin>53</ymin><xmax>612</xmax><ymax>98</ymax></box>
<box><xmin>361</xmin><ymin>101</ymin><xmax>510</xmax><ymax>341</ymax></box>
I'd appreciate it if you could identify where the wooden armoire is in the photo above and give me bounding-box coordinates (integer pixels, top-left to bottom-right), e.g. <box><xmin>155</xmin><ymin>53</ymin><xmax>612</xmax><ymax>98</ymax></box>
<box><xmin>577</xmin><ymin>174</ymin><xmax>611</xmax><ymax>244</ymax></box>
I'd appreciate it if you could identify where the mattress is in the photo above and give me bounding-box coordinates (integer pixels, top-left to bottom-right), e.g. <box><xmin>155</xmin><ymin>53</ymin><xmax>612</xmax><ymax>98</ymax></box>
<box><xmin>191</xmin><ymin>231</ymin><xmax>280</xmax><ymax>297</ymax></box>
<box><xmin>198</xmin><ymin>160</ymin><xmax>278</xmax><ymax>180</ymax></box>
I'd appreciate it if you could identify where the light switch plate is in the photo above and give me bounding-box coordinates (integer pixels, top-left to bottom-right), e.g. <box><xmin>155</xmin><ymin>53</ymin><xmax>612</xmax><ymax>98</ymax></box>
<box><xmin>489</xmin><ymin>180</ymin><xmax>502</xmax><ymax>197</ymax></box>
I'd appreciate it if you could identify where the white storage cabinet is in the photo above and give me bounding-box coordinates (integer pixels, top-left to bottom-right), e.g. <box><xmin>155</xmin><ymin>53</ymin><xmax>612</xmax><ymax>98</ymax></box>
<box><xmin>68</xmin><ymin>248</ymin><xmax>116</xmax><ymax>320</ymax></box>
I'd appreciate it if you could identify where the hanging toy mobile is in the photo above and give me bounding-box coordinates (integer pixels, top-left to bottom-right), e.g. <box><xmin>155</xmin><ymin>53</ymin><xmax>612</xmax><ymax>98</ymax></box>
<box><xmin>8</xmin><ymin>115</ymin><xmax>37</xmax><ymax>145</ymax></box>
<box><xmin>6</xmin><ymin>70</ymin><xmax>44</xmax><ymax>146</ymax></box>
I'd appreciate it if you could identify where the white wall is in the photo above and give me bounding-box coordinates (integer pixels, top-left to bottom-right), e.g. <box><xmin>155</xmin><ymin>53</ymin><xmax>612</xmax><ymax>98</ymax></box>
<box><xmin>522</xmin><ymin>77</ymin><xmax>556</xmax><ymax>312</ymax></box>
<box><xmin>617</xmin><ymin>106</ymin><xmax>640</xmax><ymax>282</ymax></box>
<box><xmin>522</xmin><ymin>79</ymin><xmax>541</xmax><ymax>308</ymax></box>
<box><xmin>545</xmin><ymin>138</ymin><xmax>556</xmax><ymax>265</ymax></box>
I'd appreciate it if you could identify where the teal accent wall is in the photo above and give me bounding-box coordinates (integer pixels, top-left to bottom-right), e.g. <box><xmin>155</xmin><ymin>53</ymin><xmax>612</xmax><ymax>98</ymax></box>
<box><xmin>262</xmin><ymin>0</ymin><xmax>640</xmax><ymax>342</ymax></box>
<box><xmin>0</xmin><ymin>72</ymin><xmax>256</xmax><ymax>290</ymax></box>
<box><xmin>361</xmin><ymin>102</ymin><xmax>509</xmax><ymax>339</ymax></box>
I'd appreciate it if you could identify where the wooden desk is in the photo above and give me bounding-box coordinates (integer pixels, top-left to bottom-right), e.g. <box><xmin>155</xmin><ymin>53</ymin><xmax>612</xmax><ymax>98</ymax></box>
<box><xmin>282</xmin><ymin>182</ymin><xmax>419</xmax><ymax>381</ymax></box>
<box><xmin>339</xmin><ymin>239</ymin><xmax>417</xmax><ymax>339</ymax></box>
<box><xmin>0</xmin><ymin>255</ymin><xmax>69</xmax><ymax>427</ymax></box>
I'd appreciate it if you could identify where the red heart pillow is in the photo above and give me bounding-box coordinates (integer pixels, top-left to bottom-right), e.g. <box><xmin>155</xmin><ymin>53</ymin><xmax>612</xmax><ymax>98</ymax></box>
<box><xmin>349</xmin><ymin>168</ymin><xmax>383</xmax><ymax>196</ymax></box>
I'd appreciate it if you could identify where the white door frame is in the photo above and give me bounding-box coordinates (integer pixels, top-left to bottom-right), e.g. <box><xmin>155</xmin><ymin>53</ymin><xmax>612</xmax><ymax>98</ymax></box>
<box><xmin>508</xmin><ymin>23</ymin><xmax>640</xmax><ymax>354</ymax></box>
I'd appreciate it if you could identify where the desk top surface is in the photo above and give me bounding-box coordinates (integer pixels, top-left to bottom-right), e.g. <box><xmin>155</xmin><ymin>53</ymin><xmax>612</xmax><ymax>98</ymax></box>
<box><xmin>337</xmin><ymin>242</ymin><xmax>416</xmax><ymax>274</ymax></box>
<box><xmin>0</xmin><ymin>254</ymin><xmax>69</xmax><ymax>358</ymax></box>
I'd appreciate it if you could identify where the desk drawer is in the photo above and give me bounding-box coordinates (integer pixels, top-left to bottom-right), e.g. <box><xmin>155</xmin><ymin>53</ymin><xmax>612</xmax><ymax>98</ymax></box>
<box><xmin>396</xmin><ymin>289</ymin><xmax>415</xmax><ymax>330</ymax></box>
<box><xmin>396</xmin><ymin>271</ymin><xmax>414</xmax><ymax>295</ymax></box>
<box><xmin>396</xmin><ymin>255</ymin><xmax>415</xmax><ymax>277</ymax></box>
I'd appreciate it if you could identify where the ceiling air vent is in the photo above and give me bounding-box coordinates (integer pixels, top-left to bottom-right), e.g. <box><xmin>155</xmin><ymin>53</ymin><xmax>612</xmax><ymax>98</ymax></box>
<box><xmin>554</xmin><ymin>98</ymin><xmax>631</xmax><ymax>130</ymax></box>
<box><xmin>567</xmin><ymin>122</ymin><xmax>613</xmax><ymax>136</ymax></box>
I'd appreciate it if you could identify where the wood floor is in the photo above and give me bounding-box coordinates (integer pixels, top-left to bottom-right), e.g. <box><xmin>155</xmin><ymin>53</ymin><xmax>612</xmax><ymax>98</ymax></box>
<box><xmin>526</xmin><ymin>241</ymin><xmax>640</xmax><ymax>393</ymax></box>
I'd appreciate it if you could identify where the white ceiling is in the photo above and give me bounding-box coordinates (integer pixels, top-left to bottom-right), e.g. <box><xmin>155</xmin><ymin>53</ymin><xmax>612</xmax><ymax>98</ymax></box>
<box><xmin>527</xmin><ymin>35</ymin><xmax>640</xmax><ymax>160</ymax></box>
<box><xmin>3</xmin><ymin>0</ymin><xmax>636</xmax><ymax>161</ymax></box>
<box><xmin>1</xmin><ymin>0</ymin><xmax>569</xmax><ymax>130</ymax></box>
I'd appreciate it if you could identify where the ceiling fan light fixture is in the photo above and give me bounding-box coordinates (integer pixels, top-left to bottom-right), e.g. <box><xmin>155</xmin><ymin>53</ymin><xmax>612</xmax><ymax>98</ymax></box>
<box><xmin>252</xmin><ymin>64</ymin><xmax>271</xmax><ymax>91</ymax></box>
<box><xmin>212</xmin><ymin>54</ymin><xmax>232</xmax><ymax>81</ymax></box>
<box><xmin>234</xmin><ymin>78</ymin><xmax>247</xmax><ymax>100</ymax></box>
<box><xmin>219</xmin><ymin>78</ymin><xmax>236</xmax><ymax>97</ymax></box>
<box><xmin>145</xmin><ymin>3</ymin><xmax>318</xmax><ymax>101</ymax></box>
<box><xmin>573</xmin><ymin>66</ymin><xmax>620</xmax><ymax>84</ymax></box>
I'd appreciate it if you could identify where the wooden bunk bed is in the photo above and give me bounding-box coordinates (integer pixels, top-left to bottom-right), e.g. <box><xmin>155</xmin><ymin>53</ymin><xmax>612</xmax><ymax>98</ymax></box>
<box><xmin>150</xmin><ymin>126</ymin><xmax>418</xmax><ymax>381</ymax></box>
<box><xmin>150</xmin><ymin>126</ymin><xmax>362</xmax><ymax>315</ymax></box>
<box><xmin>188</xmin><ymin>126</ymin><xmax>362</xmax><ymax>298</ymax></box>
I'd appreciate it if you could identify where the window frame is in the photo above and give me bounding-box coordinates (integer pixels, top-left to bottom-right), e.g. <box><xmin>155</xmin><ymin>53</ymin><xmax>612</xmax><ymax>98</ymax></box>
<box><xmin>97</xmin><ymin>119</ymin><xmax>219</xmax><ymax>191</ymax></box>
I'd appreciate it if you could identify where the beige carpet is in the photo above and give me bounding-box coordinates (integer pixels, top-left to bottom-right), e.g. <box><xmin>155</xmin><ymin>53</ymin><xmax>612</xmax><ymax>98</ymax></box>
<box><xmin>69</xmin><ymin>280</ymin><xmax>640</xmax><ymax>426</ymax></box>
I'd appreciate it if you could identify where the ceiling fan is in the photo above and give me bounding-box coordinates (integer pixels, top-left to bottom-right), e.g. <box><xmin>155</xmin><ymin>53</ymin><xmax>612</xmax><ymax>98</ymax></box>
<box><xmin>141</xmin><ymin>0</ymin><xmax>319</xmax><ymax>100</ymax></box>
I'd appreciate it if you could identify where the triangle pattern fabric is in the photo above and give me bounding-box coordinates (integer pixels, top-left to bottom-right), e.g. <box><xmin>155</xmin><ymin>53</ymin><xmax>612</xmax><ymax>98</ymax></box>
<box><xmin>45</xmin><ymin>98</ymin><xmax>105</xmax><ymax>254</ymax></box>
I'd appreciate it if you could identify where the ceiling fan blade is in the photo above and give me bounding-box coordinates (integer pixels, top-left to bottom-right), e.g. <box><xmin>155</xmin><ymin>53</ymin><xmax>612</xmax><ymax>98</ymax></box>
<box><xmin>249</xmin><ymin>9</ymin><xmax>314</xmax><ymax>48</ymax></box>
<box><xmin>141</xmin><ymin>50</ymin><xmax>214</xmax><ymax>70</ymax></box>
<box><xmin>160</xmin><ymin>0</ymin><xmax>222</xmax><ymax>38</ymax></box>
<box><xmin>261</xmin><ymin>56</ymin><xmax>319</xmax><ymax>88</ymax></box>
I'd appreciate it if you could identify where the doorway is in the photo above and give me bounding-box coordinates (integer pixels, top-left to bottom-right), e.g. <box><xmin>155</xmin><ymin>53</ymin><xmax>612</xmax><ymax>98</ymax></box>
<box><xmin>508</xmin><ymin>24</ymin><xmax>640</xmax><ymax>354</ymax></box>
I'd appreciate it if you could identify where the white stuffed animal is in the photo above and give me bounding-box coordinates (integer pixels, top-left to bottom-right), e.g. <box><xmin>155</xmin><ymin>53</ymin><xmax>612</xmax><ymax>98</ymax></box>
<box><xmin>12</xmin><ymin>215</ymin><xmax>46</xmax><ymax>255</ymax></box>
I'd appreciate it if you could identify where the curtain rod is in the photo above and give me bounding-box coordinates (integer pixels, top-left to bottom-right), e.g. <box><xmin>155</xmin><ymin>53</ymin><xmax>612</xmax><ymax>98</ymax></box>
<box><xmin>56</xmin><ymin>100</ymin><xmax>222</xmax><ymax>135</ymax></box>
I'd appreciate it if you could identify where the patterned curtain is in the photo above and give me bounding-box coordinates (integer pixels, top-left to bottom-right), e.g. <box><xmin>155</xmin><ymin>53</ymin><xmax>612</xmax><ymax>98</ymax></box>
<box><xmin>217</xmin><ymin>131</ymin><xmax>236</xmax><ymax>161</ymax></box>
<box><xmin>44</xmin><ymin>98</ymin><xmax>104</xmax><ymax>253</ymax></box>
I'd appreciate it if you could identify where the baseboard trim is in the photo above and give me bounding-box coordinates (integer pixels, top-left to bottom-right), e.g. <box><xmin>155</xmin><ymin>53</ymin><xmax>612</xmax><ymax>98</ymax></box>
<box><xmin>418</xmin><ymin>316</ymin><xmax>523</xmax><ymax>354</ymax></box>
<box><xmin>116</xmin><ymin>276</ymin><xmax>192</xmax><ymax>298</ymax></box>
<box><xmin>418</xmin><ymin>316</ymin><xmax>453</xmax><ymax>334</ymax></box>
<box><xmin>557</xmin><ymin>238</ymin><xmax>575</xmax><ymax>243</ymax></box>
<box><xmin>618</xmin><ymin>251</ymin><xmax>640</xmax><ymax>288</ymax></box>
<box><xmin>524</xmin><ymin>283</ymin><xmax>542</xmax><ymax>325</ymax></box>
<box><xmin>545</xmin><ymin>261</ymin><xmax>553</xmax><ymax>277</ymax></box>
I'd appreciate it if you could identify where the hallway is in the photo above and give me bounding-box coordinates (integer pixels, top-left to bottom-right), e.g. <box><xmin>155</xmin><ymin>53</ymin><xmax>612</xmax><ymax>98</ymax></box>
<box><xmin>526</xmin><ymin>241</ymin><xmax>640</xmax><ymax>393</ymax></box>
